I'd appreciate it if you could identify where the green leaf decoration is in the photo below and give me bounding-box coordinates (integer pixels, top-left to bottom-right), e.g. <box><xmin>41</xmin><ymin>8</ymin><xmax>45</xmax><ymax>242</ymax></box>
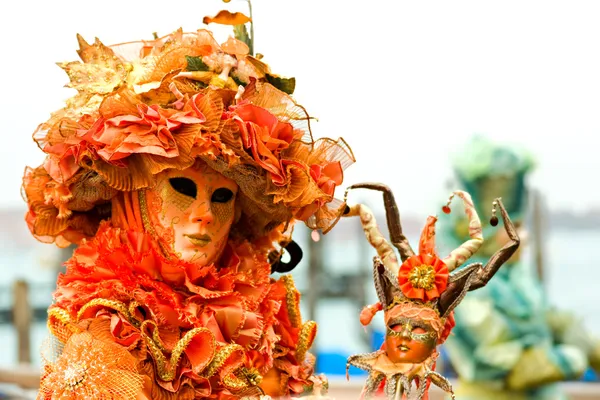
<box><xmin>185</xmin><ymin>55</ymin><xmax>210</xmax><ymax>72</ymax></box>
<box><xmin>265</xmin><ymin>74</ymin><xmax>296</xmax><ymax>95</ymax></box>
<box><xmin>233</xmin><ymin>24</ymin><xmax>253</xmax><ymax>56</ymax></box>
<box><xmin>231</xmin><ymin>74</ymin><xmax>246</xmax><ymax>87</ymax></box>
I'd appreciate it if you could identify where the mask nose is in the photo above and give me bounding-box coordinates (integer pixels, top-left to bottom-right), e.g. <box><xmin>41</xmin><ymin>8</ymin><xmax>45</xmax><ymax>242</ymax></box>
<box><xmin>190</xmin><ymin>203</ymin><xmax>214</xmax><ymax>226</ymax></box>
<box><xmin>400</xmin><ymin>325</ymin><xmax>412</xmax><ymax>340</ymax></box>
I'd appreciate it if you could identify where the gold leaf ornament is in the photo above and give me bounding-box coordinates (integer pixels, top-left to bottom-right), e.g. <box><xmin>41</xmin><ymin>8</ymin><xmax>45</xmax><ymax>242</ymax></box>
<box><xmin>60</xmin><ymin>35</ymin><xmax>131</xmax><ymax>95</ymax></box>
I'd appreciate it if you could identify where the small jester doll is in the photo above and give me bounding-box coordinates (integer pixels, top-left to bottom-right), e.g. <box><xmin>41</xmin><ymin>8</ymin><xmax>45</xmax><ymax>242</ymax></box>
<box><xmin>342</xmin><ymin>183</ymin><xmax>520</xmax><ymax>399</ymax></box>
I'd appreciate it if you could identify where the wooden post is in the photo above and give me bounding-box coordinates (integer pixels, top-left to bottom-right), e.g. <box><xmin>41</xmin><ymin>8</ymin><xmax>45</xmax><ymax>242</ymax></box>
<box><xmin>13</xmin><ymin>280</ymin><xmax>32</xmax><ymax>364</ymax></box>
<box><xmin>307</xmin><ymin>229</ymin><xmax>322</xmax><ymax>324</ymax></box>
<box><xmin>531</xmin><ymin>189</ymin><xmax>546</xmax><ymax>288</ymax></box>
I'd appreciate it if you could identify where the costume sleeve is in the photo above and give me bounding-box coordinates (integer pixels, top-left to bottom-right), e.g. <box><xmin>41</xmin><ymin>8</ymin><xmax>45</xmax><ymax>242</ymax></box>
<box><xmin>445</xmin><ymin>295</ymin><xmax>589</xmax><ymax>390</ymax></box>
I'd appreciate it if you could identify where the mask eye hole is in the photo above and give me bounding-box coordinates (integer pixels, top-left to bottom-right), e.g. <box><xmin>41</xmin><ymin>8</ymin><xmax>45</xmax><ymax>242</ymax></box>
<box><xmin>412</xmin><ymin>327</ymin><xmax>427</xmax><ymax>334</ymax></box>
<box><xmin>169</xmin><ymin>178</ymin><xmax>197</xmax><ymax>199</ymax></box>
<box><xmin>211</xmin><ymin>188</ymin><xmax>234</xmax><ymax>203</ymax></box>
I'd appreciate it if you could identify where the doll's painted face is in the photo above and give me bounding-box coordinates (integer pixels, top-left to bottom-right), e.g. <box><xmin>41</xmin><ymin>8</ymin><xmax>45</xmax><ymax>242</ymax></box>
<box><xmin>153</xmin><ymin>162</ymin><xmax>239</xmax><ymax>264</ymax></box>
<box><xmin>385</xmin><ymin>317</ymin><xmax>438</xmax><ymax>364</ymax></box>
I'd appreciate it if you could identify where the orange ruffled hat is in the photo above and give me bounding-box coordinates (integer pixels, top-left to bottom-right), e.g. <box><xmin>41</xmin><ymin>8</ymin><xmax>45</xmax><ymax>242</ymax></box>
<box><xmin>23</xmin><ymin>28</ymin><xmax>355</xmax><ymax>248</ymax></box>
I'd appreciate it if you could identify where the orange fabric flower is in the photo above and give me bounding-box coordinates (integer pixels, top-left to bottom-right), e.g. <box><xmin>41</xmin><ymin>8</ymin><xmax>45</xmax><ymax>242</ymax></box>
<box><xmin>310</xmin><ymin>161</ymin><xmax>343</xmax><ymax>197</ymax></box>
<box><xmin>230</xmin><ymin>103</ymin><xmax>300</xmax><ymax>185</ymax></box>
<box><xmin>293</xmin><ymin>160</ymin><xmax>344</xmax><ymax>221</ymax></box>
<box><xmin>39</xmin><ymin>332</ymin><xmax>144</xmax><ymax>399</ymax></box>
<box><xmin>398</xmin><ymin>254</ymin><xmax>449</xmax><ymax>301</ymax></box>
<box><xmin>39</xmin><ymin>114</ymin><xmax>96</xmax><ymax>184</ymax></box>
<box><xmin>89</xmin><ymin>104</ymin><xmax>204</xmax><ymax>162</ymax></box>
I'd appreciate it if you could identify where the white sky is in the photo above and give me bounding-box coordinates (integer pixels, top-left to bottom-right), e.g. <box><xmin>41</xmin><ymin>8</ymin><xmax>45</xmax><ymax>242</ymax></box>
<box><xmin>1</xmin><ymin>0</ymin><xmax>599</xmax><ymax>215</ymax></box>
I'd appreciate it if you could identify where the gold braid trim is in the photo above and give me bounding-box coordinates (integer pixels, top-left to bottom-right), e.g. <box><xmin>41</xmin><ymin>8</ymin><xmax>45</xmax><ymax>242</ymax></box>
<box><xmin>222</xmin><ymin>372</ymin><xmax>251</xmax><ymax>391</ymax></box>
<box><xmin>128</xmin><ymin>301</ymin><xmax>143</xmax><ymax>319</ymax></box>
<box><xmin>47</xmin><ymin>307</ymin><xmax>82</xmax><ymax>342</ymax></box>
<box><xmin>139</xmin><ymin>189</ymin><xmax>172</xmax><ymax>259</ymax></box>
<box><xmin>138</xmin><ymin>189</ymin><xmax>155</xmax><ymax>237</ymax></box>
<box><xmin>238</xmin><ymin>367</ymin><xmax>263</xmax><ymax>386</ymax></box>
<box><xmin>282</xmin><ymin>275</ymin><xmax>301</xmax><ymax>328</ymax></box>
<box><xmin>296</xmin><ymin>321</ymin><xmax>317</xmax><ymax>362</ymax></box>
<box><xmin>140</xmin><ymin>320</ymin><xmax>169</xmax><ymax>352</ymax></box>
<box><xmin>77</xmin><ymin>298</ymin><xmax>140</xmax><ymax>327</ymax></box>
<box><xmin>141</xmin><ymin>322</ymin><xmax>216</xmax><ymax>381</ymax></box>
<box><xmin>75</xmin><ymin>298</ymin><xmax>217</xmax><ymax>382</ymax></box>
<box><xmin>204</xmin><ymin>343</ymin><xmax>245</xmax><ymax>378</ymax></box>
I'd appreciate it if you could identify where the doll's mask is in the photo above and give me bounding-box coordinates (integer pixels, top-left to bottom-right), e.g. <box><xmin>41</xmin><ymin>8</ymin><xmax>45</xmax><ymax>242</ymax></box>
<box><xmin>384</xmin><ymin>303</ymin><xmax>442</xmax><ymax>364</ymax></box>
<box><xmin>148</xmin><ymin>161</ymin><xmax>239</xmax><ymax>264</ymax></box>
<box><xmin>385</xmin><ymin>316</ymin><xmax>437</xmax><ymax>364</ymax></box>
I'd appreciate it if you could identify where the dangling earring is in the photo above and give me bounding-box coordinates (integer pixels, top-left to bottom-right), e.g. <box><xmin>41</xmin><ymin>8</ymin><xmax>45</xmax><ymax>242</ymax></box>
<box><xmin>490</xmin><ymin>200</ymin><xmax>499</xmax><ymax>226</ymax></box>
<box><xmin>442</xmin><ymin>192</ymin><xmax>455</xmax><ymax>214</ymax></box>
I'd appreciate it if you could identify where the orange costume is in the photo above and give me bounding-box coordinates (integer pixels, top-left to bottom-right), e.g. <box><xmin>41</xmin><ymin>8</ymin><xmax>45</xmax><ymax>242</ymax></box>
<box><xmin>22</xmin><ymin>23</ymin><xmax>354</xmax><ymax>399</ymax></box>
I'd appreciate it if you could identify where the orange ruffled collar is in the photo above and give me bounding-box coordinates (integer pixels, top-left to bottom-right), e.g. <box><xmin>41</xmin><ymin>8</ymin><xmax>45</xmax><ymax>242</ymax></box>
<box><xmin>45</xmin><ymin>222</ymin><xmax>318</xmax><ymax>398</ymax></box>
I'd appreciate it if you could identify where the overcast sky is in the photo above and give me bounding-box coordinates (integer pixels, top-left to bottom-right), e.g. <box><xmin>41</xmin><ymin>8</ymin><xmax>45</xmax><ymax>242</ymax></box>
<box><xmin>2</xmin><ymin>0</ymin><xmax>599</xmax><ymax>216</ymax></box>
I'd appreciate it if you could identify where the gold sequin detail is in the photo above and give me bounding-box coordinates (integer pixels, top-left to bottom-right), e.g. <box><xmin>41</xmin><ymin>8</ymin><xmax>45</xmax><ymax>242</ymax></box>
<box><xmin>408</xmin><ymin>264</ymin><xmax>436</xmax><ymax>290</ymax></box>
<box><xmin>282</xmin><ymin>275</ymin><xmax>301</xmax><ymax>328</ymax></box>
<box><xmin>64</xmin><ymin>362</ymin><xmax>88</xmax><ymax>389</ymax></box>
<box><xmin>296</xmin><ymin>321</ymin><xmax>317</xmax><ymax>362</ymax></box>
<box><xmin>204</xmin><ymin>344</ymin><xmax>244</xmax><ymax>378</ymax></box>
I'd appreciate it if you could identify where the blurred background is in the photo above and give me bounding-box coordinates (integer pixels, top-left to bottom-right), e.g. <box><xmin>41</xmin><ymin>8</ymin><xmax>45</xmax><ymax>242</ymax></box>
<box><xmin>1</xmin><ymin>0</ymin><xmax>600</xmax><ymax>398</ymax></box>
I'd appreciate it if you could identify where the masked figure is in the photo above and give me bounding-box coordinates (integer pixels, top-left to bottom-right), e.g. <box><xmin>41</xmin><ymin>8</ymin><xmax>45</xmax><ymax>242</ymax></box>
<box><xmin>23</xmin><ymin>25</ymin><xmax>354</xmax><ymax>399</ymax></box>
<box><xmin>442</xmin><ymin>136</ymin><xmax>600</xmax><ymax>400</ymax></box>
<box><xmin>343</xmin><ymin>183</ymin><xmax>519</xmax><ymax>399</ymax></box>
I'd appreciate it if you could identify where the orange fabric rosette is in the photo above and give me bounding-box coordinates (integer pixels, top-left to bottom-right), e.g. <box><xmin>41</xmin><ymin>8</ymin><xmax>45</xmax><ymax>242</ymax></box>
<box><xmin>90</xmin><ymin>103</ymin><xmax>205</xmax><ymax>162</ymax></box>
<box><xmin>398</xmin><ymin>254</ymin><xmax>449</xmax><ymax>301</ymax></box>
<box><xmin>230</xmin><ymin>102</ymin><xmax>300</xmax><ymax>185</ymax></box>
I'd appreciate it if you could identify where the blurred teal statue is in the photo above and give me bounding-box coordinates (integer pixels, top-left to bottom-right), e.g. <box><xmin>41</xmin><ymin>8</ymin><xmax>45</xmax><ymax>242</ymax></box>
<box><xmin>442</xmin><ymin>135</ymin><xmax>600</xmax><ymax>400</ymax></box>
